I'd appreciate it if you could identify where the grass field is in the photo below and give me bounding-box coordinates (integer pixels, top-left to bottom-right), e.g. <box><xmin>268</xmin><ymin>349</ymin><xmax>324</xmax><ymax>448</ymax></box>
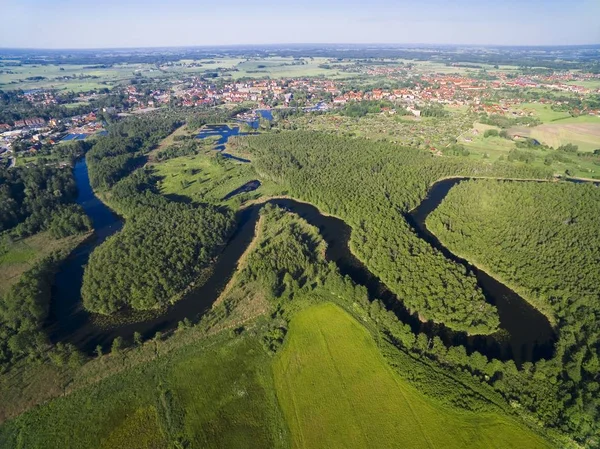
<box><xmin>0</xmin><ymin>62</ymin><xmax>168</xmax><ymax>92</ymax></box>
<box><xmin>0</xmin><ymin>332</ymin><xmax>288</xmax><ymax>449</ymax></box>
<box><xmin>512</xmin><ymin>103</ymin><xmax>572</xmax><ymax>123</ymax></box>
<box><xmin>146</xmin><ymin>123</ymin><xmax>191</xmax><ymax>160</ymax></box>
<box><xmin>286</xmin><ymin>110</ymin><xmax>474</xmax><ymax>149</ymax></box>
<box><xmin>509</xmin><ymin>121</ymin><xmax>600</xmax><ymax>152</ymax></box>
<box><xmin>565</xmin><ymin>79</ymin><xmax>600</xmax><ymax>90</ymax></box>
<box><xmin>273</xmin><ymin>302</ymin><xmax>553</xmax><ymax>449</ymax></box>
<box><xmin>230</xmin><ymin>57</ymin><xmax>347</xmax><ymax>79</ymax></box>
<box><xmin>457</xmin><ymin>121</ymin><xmax>600</xmax><ymax>178</ymax></box>
<box><xmin>151</xmin><ymin>150</ymin><xmax>283</xmax><ymax>206</ymax></box>
<box><xmin>0</xmin><ymin>231</ymin><xmax>88</xmax><ymax>296</ymax></box>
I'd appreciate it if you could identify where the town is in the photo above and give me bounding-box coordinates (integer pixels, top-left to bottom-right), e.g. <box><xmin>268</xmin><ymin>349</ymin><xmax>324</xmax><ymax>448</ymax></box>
<box><xmin>2</xmin><ymin>55</ymin><xmax>600</xmax><ymax>169</ymax></box>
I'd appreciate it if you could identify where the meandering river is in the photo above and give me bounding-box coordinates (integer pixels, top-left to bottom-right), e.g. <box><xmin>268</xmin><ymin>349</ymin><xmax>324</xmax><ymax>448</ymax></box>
<box><xmin>48</xmin><ymin>129</ymin><xmax>585</xmax><ymax>363</ymax></box>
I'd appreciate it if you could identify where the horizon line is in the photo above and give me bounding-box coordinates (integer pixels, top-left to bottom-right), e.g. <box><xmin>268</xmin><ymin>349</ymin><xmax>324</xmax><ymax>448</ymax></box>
<box><xmin>1</xmin><ymin>42</ymin><xmax>600</xmax><ymax>52</ymax></box>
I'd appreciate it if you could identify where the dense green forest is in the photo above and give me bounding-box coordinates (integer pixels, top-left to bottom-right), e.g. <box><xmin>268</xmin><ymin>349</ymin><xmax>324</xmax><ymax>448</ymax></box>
<box><xmin>0</xmin><ymin>165</ymin><xmax>90</xmax><ymax>238</ymax></box>
<box><xmin>233</xmin><ymin>131</ymin><xmax>551</xmax><ymax>335</ymax></box>
<box><xmin>0</xmin><ymin>251</ymin><xmax>80</xmax><ymax>371</ymax></box>
<box><xmin>82</xmin><ymin>171</ymin><xmax>234</xmax><ymax>313</ymax></box>
<box><xmin>86</xmin><ymin>115</ymin><xmax>182</xmax><ymax>189</ymax></box>
<box><xmin>231</xmin><ymin>132</ymin><xmax>600</xmax><ymax>445</ymax></box>
<box><xmin>0</xmin><ymin>163</ymin><xmax>90</xmax><ymax>371</ymax></box>
<box><xmin>82</xmin><ymin>115</ymin><xmax>235</xmax><ymax>313</ymax></box>
<box><xmin>427</xmin><ymin>180</ymin><xmax>600</xmax><ymax>442</ymax></box>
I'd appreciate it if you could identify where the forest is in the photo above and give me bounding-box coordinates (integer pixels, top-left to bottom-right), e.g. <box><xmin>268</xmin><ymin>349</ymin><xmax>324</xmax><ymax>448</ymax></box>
<box><xmin>0</xmin><ymin>164</ymin><xmax>90</xmax><ymax>238</ymax></box>
<box><xmin>82</xmin><ymin>171</ymin><xmax>234</xmax><ymax>313</ymax></box>
<box><xmin>426</xmin><ymin>180</ymin><xmax>600</xmax><ymax>441</ymax></box>
<box><xmin>82</xmin><ymin>115</ymin><xmax>236</xmax><ymax>313</ymax></box>
<box><xmin>233</xmin><ymin>131</ymin><xmax>551</xmax><ymax>335</ymax></box>
<box><xmin>0</xmin><ymin>162</ymin><xmax>90</xmax><ymax>372</ymax></box>
<box><xmin>86</xmin><ymin>115</ymin><xmax>182</xmax><ymax>189</ymax></box>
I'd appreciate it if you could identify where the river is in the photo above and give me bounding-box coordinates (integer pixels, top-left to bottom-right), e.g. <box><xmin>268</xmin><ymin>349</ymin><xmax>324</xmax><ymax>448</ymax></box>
<box><xmin>47</xmin><ymin>159</ymin><xmax>564</xmax><ymax>364</ymax></box>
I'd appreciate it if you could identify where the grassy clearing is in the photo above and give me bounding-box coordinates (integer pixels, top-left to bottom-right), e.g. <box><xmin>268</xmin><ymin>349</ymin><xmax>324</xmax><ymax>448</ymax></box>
<box><xmin>458</xmin><ymin>122</ymin><xmax>600</xmax><ymax>178</ymax></box>
<box><xmin>285</xmin><ymin>109</ymin><xmax>475</xmax><ymax>149</ymax></box>
<box><xmin>167</xmin><ymin>336</ymin><xmax>288</xmax><ymax>448</ymax></box>
<box><xmin>0</xmin><ymin>231</ymin><xmax>87</xmax><ymax>296</ymax></box>
<box><xmin>151</xmin><ymin>150</ymin><xmax>283</xmax><ymax>206</ymax></box>
<box><xmin>273</xmin><ymin>302</ymin><xmax>553</xmax><ymax>449</ymax></box>
<box><xmin>0</xmin><ymin>331</ymin><xmax>288</xmax><ymax>449</ymax></box>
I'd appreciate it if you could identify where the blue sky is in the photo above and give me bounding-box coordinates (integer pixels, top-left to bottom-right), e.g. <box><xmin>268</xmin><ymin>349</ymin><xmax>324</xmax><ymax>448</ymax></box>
<box><xmin>1</xmin><ymin>0</ymin><xmax>599</xmax><ymax>48</ymax></box>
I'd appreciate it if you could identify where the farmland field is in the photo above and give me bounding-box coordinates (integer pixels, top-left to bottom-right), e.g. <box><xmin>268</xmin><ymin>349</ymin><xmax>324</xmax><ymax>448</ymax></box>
<box><xmin>230</xmin><ymin>57</ymin><xmax>348</xmax><ymax>79</ymax></box>
<box><xmin>0</xmin><ymin>62</ymin><xmax>167</xmax><ymax>92</ymax></box>
<box><xmin>509</xmin><ymin>121</ymin><xmax>600</xmax><ymax>152</ymax></box>
<box><xmin>512</xmin><ymin>102</ymin><xmax>572</xmax><ymax>123</ymax></box>
<box><xmin>273</xmin><ymin>302</ymin><xmax>553</xmax><ymax>449</ymax></box>
<box><xmin>565</xmin><ymin>79</ymin><xmax>600</xmax><ymax>89</ymax></box>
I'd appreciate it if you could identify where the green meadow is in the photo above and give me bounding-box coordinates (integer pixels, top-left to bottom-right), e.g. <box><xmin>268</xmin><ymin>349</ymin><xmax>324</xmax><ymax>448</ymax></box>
<box><xmin>0</xmin><ymin>332</ymin><xmax>288</xmax><ymax>449</ymax></box>
<box><xmin>0</xmin><ymin>231</ymin><xmax>87</xmax><ymax>296</ymax></box>
<box><xmin>273</xmin><ymin>302</ymin><xmax>553</xmax><ymax>449</ymax></box>
<box><xmin>230</xmin><ymin>57</ymin><xmax>347</xmax><ymax>79</ymax></box>
<box><xmin>510</xmin><ymin>121</ymin><xmax>600</xmax><ymax>153</ymax></box>
<box><xmin>151</xmin><ymin>150</ymin><xmax>283</xmax><ymax>206</ymax></box>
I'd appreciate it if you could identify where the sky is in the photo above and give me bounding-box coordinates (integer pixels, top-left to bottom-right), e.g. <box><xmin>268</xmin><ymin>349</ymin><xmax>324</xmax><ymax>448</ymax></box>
<box><xmin>1</xmin><ymin>0</ymin><xmax>599</xmax><ymax>49</ymax></box>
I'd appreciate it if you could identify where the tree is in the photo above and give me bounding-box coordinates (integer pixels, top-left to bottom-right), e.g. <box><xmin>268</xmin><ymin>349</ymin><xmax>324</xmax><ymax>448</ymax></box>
<box><xmin>111</xmin><ymin>336</ymin><xmax>124</xmax><ymax>355</ymax></box>
<box><xmin>95</xmin><ymin>345</ymin><xmax>103</xmax><ymax>357</ymax></box>
<box><xmin>133</xmin><ymin>332</ymin><xmax>142</xmax><ymax>346</ymax></box>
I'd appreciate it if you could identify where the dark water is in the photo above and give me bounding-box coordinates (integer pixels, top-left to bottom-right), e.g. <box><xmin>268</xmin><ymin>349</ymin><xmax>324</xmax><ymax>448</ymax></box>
<box><xmin>196</xmin><ymin>124</ymin><xmax>250</xmax><ymax>162</ymax></box>
<box><xmin>46</xmin><ymin>160</ymin><xmax>123</xmax><ymax>349</ymax></box>
<box><xmin>236</xmin><ymin>109</ymin><xmax>274</xmax><ymax>129</ymax></box>
<box><xmin>256</xmin><ymin>109</ymin><xmax>273</xmax><ymax>122</ymax></box>
<box><xmin>61</xmin><ymin>133</ymin><xmax>88</xmax><ymax>142</ymax></box>
<box><xmin>406</xmin><ymin>179</ymin><xmax>556</xmax><ymax>363</ymax></box>
<box><xmin>49</xmin><ymin>164</ymin><xmax>569</xmax><ymax>362</ymax></box>
<box><xmin>222</xmin><ymin>180</ymin><xmax>261</xmax><ymax>200</ymax></box>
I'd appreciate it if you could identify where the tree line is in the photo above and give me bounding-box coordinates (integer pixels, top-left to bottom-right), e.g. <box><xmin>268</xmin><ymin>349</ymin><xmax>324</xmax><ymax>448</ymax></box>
<box><xmin>428</xmin><ymin>179</ymin><xmax>600</xmax><ymax>443</ymax></box>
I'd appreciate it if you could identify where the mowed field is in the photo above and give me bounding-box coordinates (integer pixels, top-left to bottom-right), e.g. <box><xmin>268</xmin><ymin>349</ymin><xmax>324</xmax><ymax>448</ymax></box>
<box><xmin>510</xmin><ymin>121</ymin><xmax>600</xmax><ymax>152</ymax></box>
<box><xmin>273</xmin><ymin>302</ymin><xmax>553</xmax><ymax>449</ymax></box>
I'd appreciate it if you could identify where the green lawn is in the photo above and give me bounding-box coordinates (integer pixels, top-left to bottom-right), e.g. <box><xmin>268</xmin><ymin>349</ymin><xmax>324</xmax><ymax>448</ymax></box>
<box><xmin>273</xmin><ymin>302</ymin><xmax>553</xmax><ymax>449</ymax></box>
